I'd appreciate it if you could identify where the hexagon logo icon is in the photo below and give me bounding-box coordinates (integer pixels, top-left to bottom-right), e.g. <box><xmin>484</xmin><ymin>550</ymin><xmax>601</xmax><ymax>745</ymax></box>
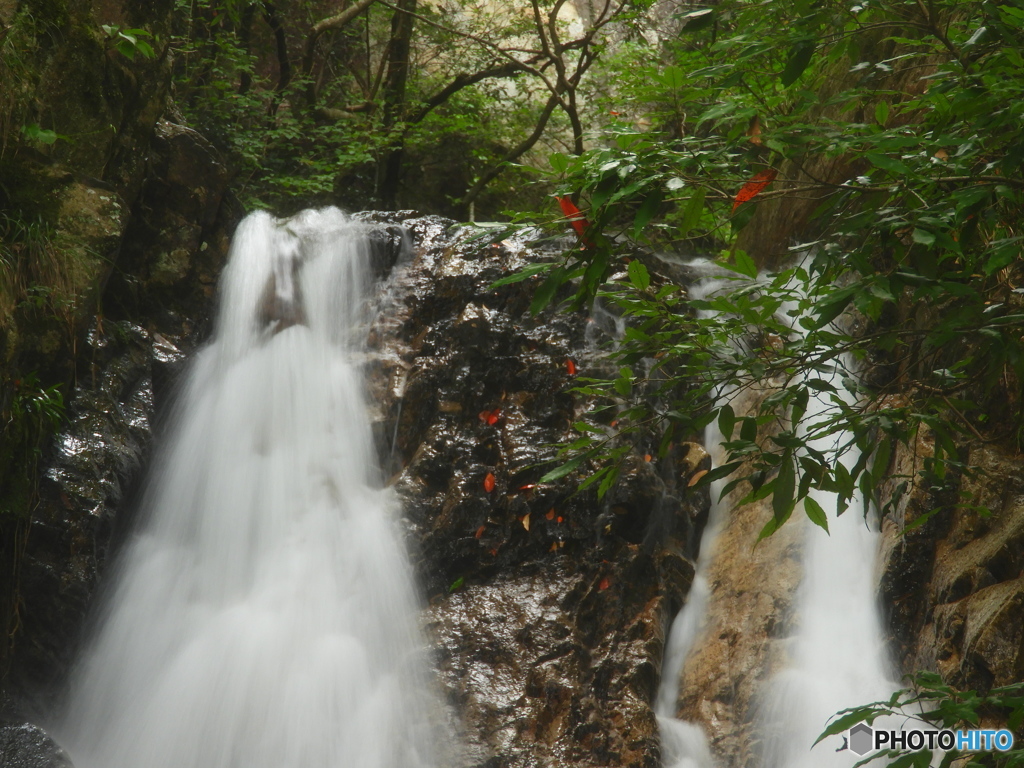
<box><xmin>850</xmin><ymin>723</ymin><xmax>873</xmax><ymax>755</ymax></box>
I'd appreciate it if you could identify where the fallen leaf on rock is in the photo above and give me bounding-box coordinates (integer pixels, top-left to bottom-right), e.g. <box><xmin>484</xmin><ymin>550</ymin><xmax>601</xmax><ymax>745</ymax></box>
<box><xmin>688</xmin><ymin>469</ymin><xmax>709</xmax><ymax>487</ymax></box>
<box><xmin>599</xmin><ymin>577</ymin><xmax>611</xmax><ymax>590</ymax></box>
<box><xmin>483</xmin><ymin>472</ymin><xmax>496</xmax><ymax>492</ymax></box>
<box><xmin>478</xmin><ymin>407</ymin><xmax>501</xmax><ymax>425</ymax></box>
<box><xmin>521</xmin><ymin>513</ymin><xmax>531</xmax><ymax>531</ymax></box>
<box><xmin>475</xmin><ymin>525</ymin><xmax>486</xmax><ymax>539</ymax></box>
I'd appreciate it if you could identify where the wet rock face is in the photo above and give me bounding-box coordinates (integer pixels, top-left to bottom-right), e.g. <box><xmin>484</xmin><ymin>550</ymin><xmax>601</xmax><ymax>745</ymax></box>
<box><xmin>3</xmin><ymin>120</ymin><xmax>238</xmax><ymax>713</ymax></box>
<box><xmin>364</xmin><ymin>214</ymin><xmax>709</xmax><ymax>767</ymax></box>
<box><xmin>880</xmin><ymin>439</ymin><xmax>1024</xmax><ymax>692</ymax></box>
<box><xmin>0</xmin><ymin>721</ymin><xmax>74</xmax><ymax>768</ymax></box>
<box><xmin>6</xmin><ymin>208</ymin><xmax>707</xmax><ymax>765</ymax></box>
<box><xmin>671</xmin><ymin>387</ymin><xmax>805</xmax><ymax>768</ymax></box>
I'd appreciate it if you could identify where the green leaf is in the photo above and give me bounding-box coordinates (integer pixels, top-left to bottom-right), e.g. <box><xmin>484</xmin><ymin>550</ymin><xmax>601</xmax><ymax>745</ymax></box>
<box><xmin>772</xmin><ymin>452</ymin><xmax>795</xmax><ymax>521</ymax></box>
<box><xmin>871</xmin><ymin>437</ymin><xmax>892</xmax><ymax>485</ymax></box>
<box><xmin>634</xmin><ymin>189</ymin><xmax>664</xmax><ymax>238</ymax></box>
<box><xmin>679</xmin><ymin>187</ymin><xmax>707</xmax><ymax>235</ymax></box>
<box><xmin>718</xmin><ymin>404</ymin><xmax>736</xmax><ymax>440</ymax></box>
<box><xmin>658</xmin><ymin>65</ymin><xmax>687</xmax><ymax>89</ymax></box>
<box><xmin>912</xmin><ymin>228</ymin><xmax>936</xmax><ymax>246</ymax></box>
<box><xmin>812</xmin><ymin>289</ymin><xmax>855</xmax><ymax>329</ymax></box>
<box><xmin>865</xmin><ymin>152</ymin><xmax>909</xmax><ymax>175</ymax></box>
<box><xmin>628</xmin><ymin>260</ymin><xmax>651</xmax><ymax>291</ymax></box>
<box><xmin>678</xmin><ymin>8</ymin><xmax>716</xmax><ymax>32</ymax></box>
<box><xmin>875</xmin><ymin>100</ymin><xmax>890</xmax><ymax>126</ymax></box>
<box><xmin>489</xmin><ymin>262</ymin><xmax>553</xmax><ymax>289</ymax></box>
<box><xmin>21</xmin><ymin>124</ymin><xmax>58</xmax><ymax>145</ymax></box>
<box><xmin>722</xmin><ymin>250</ymin><xmax>758</xmax><ymax>279</ymax></box>
<box><xmin>804</xmin><ymin>496</ymin><xmax>829</xmax><ymax>533</ymax></box>
<box><xmin>781</xmin><ymin>41</ymin><xmax>815</xmax><ymax>87</ymax></box>
<box><xmin>448</xmin><ymin>576</ymin><xmax>465</xmax><ymax>593</ymax></box>
<box><xmin>530</xmin><ymin>266</ymin><xmax>567</xmax><ymax>315</ymax></box>
<box><xmin>549</xmin><ymin>152</ymin><xmax>571</xmax><ymax>174</ymax></box>
<box><xmin>814</xmin><ymin>706</ymin><xmax>892</xmax><ymax>745</ymax></box>
<box><xmin>538</xmin><ymin>452</ymin><xmax>589</xmax><ymax>483</ymax></box>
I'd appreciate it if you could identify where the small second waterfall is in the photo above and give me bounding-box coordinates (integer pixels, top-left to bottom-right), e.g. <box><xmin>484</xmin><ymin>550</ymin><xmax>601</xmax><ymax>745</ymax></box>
<box><xmin>658</xmin><ymin>265</ymin><xmax>895</xmax><ymax>768</ymax></box>
<box><xmin>56</xmin><ymin>208</ymin><xmax>439</xmax><ymax>768</ymax></box>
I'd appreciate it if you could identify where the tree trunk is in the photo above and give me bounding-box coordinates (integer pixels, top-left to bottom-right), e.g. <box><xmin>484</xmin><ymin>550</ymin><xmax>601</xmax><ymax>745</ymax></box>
<box><xmin>376</xmin><ymin>0</ymin><xmax>416</xmax><ymax>209</ymax></box>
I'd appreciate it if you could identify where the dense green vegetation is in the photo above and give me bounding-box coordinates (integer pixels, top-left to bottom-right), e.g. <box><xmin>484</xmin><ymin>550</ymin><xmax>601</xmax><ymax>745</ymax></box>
<box><xmin>524</xmin><ymin>0</ymin><xmax>1024</xmax><ymax>544</ymax></box>
<box><xmin>167</xmin><ymin>0</ymin><xmax>644</xmax><ymax>215</ymax></box>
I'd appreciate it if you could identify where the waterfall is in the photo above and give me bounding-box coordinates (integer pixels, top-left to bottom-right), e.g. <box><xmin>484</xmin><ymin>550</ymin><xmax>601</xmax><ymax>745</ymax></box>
<box><xmin>56</xmin><ymin>208</ymin><xmax>439</xmax><ymax>768</ymax></box>
<box><xmin>657</xmin><ymin>265</ymin><xmax>894</xmax><ymax>768</ymax></box>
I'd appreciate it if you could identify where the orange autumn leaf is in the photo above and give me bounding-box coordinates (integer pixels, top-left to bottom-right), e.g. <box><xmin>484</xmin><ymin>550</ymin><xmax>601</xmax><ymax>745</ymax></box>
<box><xmin>545</xmin><ymin>508</ymin><xmax>555</xmax><ymax>521</ymax></box>
<box><xmin>566</xmin><ymin>359</ymin><xmax>577</xmax><ymax>375</ymax></box>
<box><xmin>556</xmin><ymin>516</ymin><xmax>563</xmax><ymax>523</ymax></box>
<box><xmin>475</xmin><ymin>525</ymin><xmax>486</xmax><ymax>539</ymax></box>
<box><xmin>483</xmin><ymin>472</ymin><xmax>496</xmax><ymax>492</ymax></box>
<box><xmin>644</xmin><ymin>454</ymin><xmax>652</xmax><ymax>462</ymax></box>
<box><xmin>556</xmin><ymin>196</ymin><xmax>593</xmax><ymax>246</ymax></box>
<box><xmin>478</xmin><ymin>407</ymin><xmax>501</xmax><ymax>425</ymax></box>
<box><xmin>688</xmin><ymin>469</ymin><xmax>709</xmax><ymax>487</ymax></box>
<box><xmin>747</xmin><ymin>114</ymin><xmax>763</xmax><ymax>146</ymax></box>
<box><xmin>599</xmin><ymin>577</ymin><xmax>611</xmax><ymax>590</ymax></box>
<box><xmin>732</xmin><ymin>168</ymin><xmax>778</xmax><ymax>212</ymax></box>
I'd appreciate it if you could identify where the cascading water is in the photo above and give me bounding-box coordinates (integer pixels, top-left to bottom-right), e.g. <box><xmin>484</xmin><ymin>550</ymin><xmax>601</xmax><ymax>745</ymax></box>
<box><xmin>56</xmin><ymin>208</ymin><xmax>439</xmax><ymax>768</ymax></box>
<box><xmin>657</xmin><ymin>264</ymin><xmax>894</xmax><ymax>768</ymax></box>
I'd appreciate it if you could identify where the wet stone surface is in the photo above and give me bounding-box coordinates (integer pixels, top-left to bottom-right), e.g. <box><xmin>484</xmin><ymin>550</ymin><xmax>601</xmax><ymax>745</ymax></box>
<box><xmin>0</xmin><ymin>721</ymin><xmax>75</xmax><ymax>768</ymax></box>
<box><xmin>365</xmin><ymin>213</ymin><xmax>709</xmax><ymax>767</ymax></box>
<box><xmin>7</xmin><ymin>208</ymin><xmax>709</xmax><ymax>768</ymax></box>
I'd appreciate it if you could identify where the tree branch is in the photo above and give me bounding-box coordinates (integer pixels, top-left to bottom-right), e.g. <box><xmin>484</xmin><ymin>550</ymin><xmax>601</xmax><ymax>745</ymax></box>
<box><xmin>408</xmin><ymin>62</ymin><xmax>524</xmax><ymax>125</ymax></box>
<box><xmin>301</xmin><ymin>0</ymin><xmax>377</xmax><ymax>82</ymax></box>
<box><xmin>462</xmin><ymin>91</ymin><xmax>561</xmax><ymax>206</ymax></box>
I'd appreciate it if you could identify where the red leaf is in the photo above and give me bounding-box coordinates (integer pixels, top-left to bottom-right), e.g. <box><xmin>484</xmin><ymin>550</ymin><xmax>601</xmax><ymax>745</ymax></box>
<box><xmin>487</xmin><ymin>409</ymin><xmax>501</xmax><ymax>426</ymax></box>
<box><xmin>483</xmin><ymin>472</ymin><xmax>496</xmax><ymax>493</ymax></box>
<box><xmin>556</xmin><ymin>516</ymin><xmax>563</xmax><ymax>523</ymax></box>
<box><xmin>475</xmin><ymin>525</ymin><xmax>486</xmax><ymax>539</ymax></box>
<box><xmin>599</xmin><ymin>577</ymin><xmax>611</xmax><ymax>590</ymax></box>
<box><xmin>556</xmin><ymin>196</ymin><xmax>593</xmax><ymax>246</ymax></box>
<box><xmin>732</xmin><ymin>168</ymin><xmax>778</xmax><ymax>212</ymax></box>
<box><xmin>545</xmin><ymin>508</ymin><xmax>555</xmax><ymax>520</ymax></box>
<box><xmin>566</xmin><ymin>359</ymin><xmax>577</xmax><ymax>375</ymax></box>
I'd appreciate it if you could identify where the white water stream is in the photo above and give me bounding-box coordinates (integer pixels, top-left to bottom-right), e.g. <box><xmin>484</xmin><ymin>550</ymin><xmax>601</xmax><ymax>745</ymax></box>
<box><xmin>658</xmin><ymin>267</ymin><xmax>895</xmax><ymax>768</ymax></box>
<box><xmin>56</xmin><ymin>209</ymin><xmax>439</xmax><ymax>768</ymax></box>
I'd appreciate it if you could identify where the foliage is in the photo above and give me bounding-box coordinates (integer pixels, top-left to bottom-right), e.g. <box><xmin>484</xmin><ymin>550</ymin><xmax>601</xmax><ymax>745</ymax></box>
<box><xmin>816</xmin><ymin>672</ymin><xmax>1024</xmax><ymax>767</ymax></box>
<box><xmin>166</xmin><ymin>0</ymin><xmax>647</xmax><ymax>215</ymax></box>
<box><xmin>0</xmin><ymin>371</ymin><xmax>65</xmax><ymax>518</ymax></box>
<box><xmin>518</xmin><ymin>0</ymin><xmax>1024</xmax><ymax>538</ymax></box>
<box><xmin>101</xmin><ymin>24</ymin><xmax>156</xmax><ymax>60</ymax></box>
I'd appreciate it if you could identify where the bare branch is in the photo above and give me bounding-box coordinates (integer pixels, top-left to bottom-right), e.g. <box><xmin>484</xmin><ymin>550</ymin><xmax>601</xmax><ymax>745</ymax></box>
<box><xmin>462</xmin><ymin>91</ymin><xmax>562</xmax><ymax>206</ymax></box>
<box><xmin>374</xmin><ymin>0</ymin><xmax>560</xmax><ymax>95</ymax></box>
<box><xmin>408</xmin><ymin>62</ymin><xmax>524</xmax><ymax>125</ymax></box>
<box><xmin>302</xmin><ymin>0</ymin><xmax>377</xmax><ymax>80</ymax></box>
